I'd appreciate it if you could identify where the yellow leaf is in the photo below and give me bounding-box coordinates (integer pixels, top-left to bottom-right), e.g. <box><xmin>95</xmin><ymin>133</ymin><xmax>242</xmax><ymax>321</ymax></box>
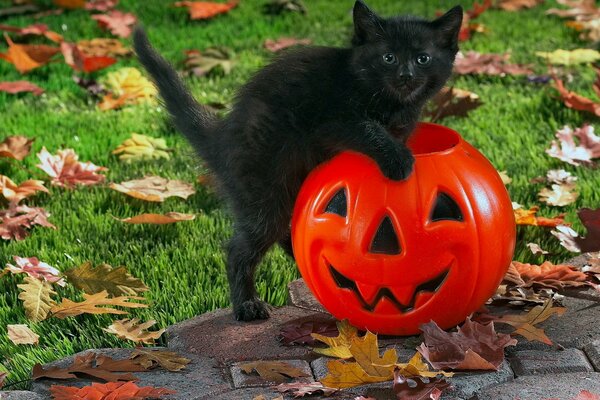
<box><xmin>112</xmin><ymin>133</ymin><xmax>171</xmax><ymax>163</ymax></box>
<box><xmin>395</xmin><ymin>352</ymin><xmax>453</xmax><ymax>379</ymax></box>
<box><xmin>50</xmin><ymin>290</ymin><xmax>147</xmax><ymax>319</ymax></box>
<box><xmin>17</xmin><ymin>276</ymin><xmax>56</xmax><ymax>322</ymax></box>
<box><xmin>102</xmin><ymin>67</ymin><xmax>157</xmax><ymax>105</ymax></box>
<box><xmin>350</xmin><ymin>332</ymin><xmax>397</xmax><ymax>377</ymax></box>
<box><xmin>536</xmin><ymin>49</ymin><xmax>600</xmax><ymax>65</ymax></box>
<box><xmin>493</xmin><ymin>299</ymin><xmax>565</xmax><ymax>344</ymax></box>
<box><xmin>7</xmin><ymin>324</ymin><xmax>39</xmax><ymax>345</ymax></box>
<box><xmin>312</xmin><ymin>319</ymin><xmax>358</xmax><ymax>359</ymax></box>
<box><xmin>320</xmin><ymin>358</ymin><xmax>391</xmax><ymax>389</ymax></box>
<box><xmin>103</xmin><ymin>318</ymin><xmax>165</xmax><ymax>344</ymax></box>
<box><xmin>109</xmin><ymin>176</ymin><xmax>196</xmax><ymax>202</ymax></box>
<box><xmin>64</xmin><ymin>262</ymin><xmax>148</xmax><ymax>297</ymax></box>
<box><xmin>130</xmin><ymin>348</ymin><xmax>191</xmax><ymax>372</ymax></box>
<box><xmin>115</xmin><ymin>212</ymin><xmax>196</xmax><ymax>225</ymax></box>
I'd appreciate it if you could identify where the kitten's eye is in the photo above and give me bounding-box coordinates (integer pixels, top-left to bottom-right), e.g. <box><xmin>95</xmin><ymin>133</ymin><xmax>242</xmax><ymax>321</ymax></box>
<box><xmin>382</xmin><ymin>53</ymin><xmax>397</xmax><ymax>65</ymax></box>
<box><xmin>416</xmin><ymin>54</ymin><xmax>432</xmax><ymax>65</ymax></box>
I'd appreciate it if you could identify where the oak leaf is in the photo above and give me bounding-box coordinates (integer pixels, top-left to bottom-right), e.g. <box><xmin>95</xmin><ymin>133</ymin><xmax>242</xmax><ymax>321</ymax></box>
<box><xmin>0</xmin><ymin>80</ymin><xmax>44</xmax><ymax>95</ymax></box>
<box><xmin>92</xmin><ymin>11</ymin><xmax>137</xmax><ymax>38</ymax></box>
<box><xmin>574</xmin><ymin>208</ymin><xmax>600</xmax><ymax>252</ymax></box>
<box><xmin>60</xmin><ymin>42</ymin><xmax>116</xmax><ymax>73</ymax></box>
<box><xmin>454</xmin><ymin>51</ymin><xmax>533</xmax><ymax>76</ymax></box>
<box><xmin>50</xmin><ymin>290</ymin><xmax>147</xmax><ymax>318</ymax></box>
<box><xmin>17</xmin><ymin>276</ymin><xmax>56</xmax><ymax>322</ymax></box>
<box><xmin>513</xmin><ymin>206</ymin><xmax>567</xmax><ymax>227</ymax></box>
<box><xmin>0</xmin><ymin>23</ymin><xmax>63</xmax><ymax>43</ymax></box>
<box><xmin>394</xmin><ymin>369</ymin><xmax>450</xmax><ymax>400</ymax></box>
<box><xmin>425</xmin><ymin>86</ymin><xmax>482</xmax><ymax>122</ymax></box>
<box><xmin>0</xmin><ymin>175</ymin><xmax>48</xmax><ymax>204</ymax></box>
<box><xmin>486</xmin><ymin>299</ymin><xmax>565</xmax><ymax>344</ymax></box>
<box><xmin>36</xmin><ymin>147</ymin><xmax>107</xmax><ymax>188</ymax></box>
<box><xmin>33</xmin><ymin>352</ymin><xmax>138</xmax><ymax>382</ymax></box>
<box><xmin>538</xmin><ymin>183</ymin><xmax>578</xmax><ymax>207</ymax></box>
<box><xmin>50</xmin><ymin>381</ymin><xmax>175</xmax><ymax>400</ymax></box>
<box><xmin>103</xmin><ymin>318</ymin><xmax>165</xmax><ymax>344</ymax></box>
<box><xmin>77</xmin><ymin>38</ymin><xmax>131</xmax><ymax>57</ymax></box>
<box><xmin>183</xmin><ymin>47</ymin><xmax>234</xmax><ymax>77</ymax></box>
<box><xmin>64</xmin><ymin>261</ymin><xmax>148</xmax><ymax>297</ymax></box>
<box><xmin>417</xmin><ymin>318</ymin><xmax>516</xmax><ymax>370</ymax></box>
<box><xmin>7</xmin><ymin>324</ymin><xmax>39</xmax><ymax>345</ymax></box>
<box><xmin>0</xmin><ymin>34</ymin><xmax>60</xmax><ymax>74</ymax></box>
<box><xmin>276</xmin><ymin>382</ymin><xmax>338</xmax><ymax>397</ymax></box>
<box><xmin>547</xmin><ymin>125</ymin><xmax>600</xmax><ymax>165</ymax></box>
<box><xmin>0</xmin><ymin>203</ymin><xmax>56</xmax><ymax>241</ymax></box>
<box><xmin>174</xmin><ymin>1</ymin><xmax>239</xmax><ymax>20</ymax></box>
<box><xmin>239</xmin><ymin>361</ymin><xmax>309</xmax><ymax>384</ymax></box>
<box><xmin>130</xmin><ymin>348</ymin><xmax>191</xmax><ymax>371</ymax></box>
<box><xmin>552</xmin><ymin>76</ymin><xmax>600</xmax><ymax>118</ymax></box>
<box><xmin>495</xmin><ymin>0</ymin><xmax>544</xmax><ymax>11</ymax></box>
<box><xmin>279</xmin><ymin>317</ymin><xmax>338</xmax><ymax>346</ymax></box>
<box><xmin>0</xmin><ymin>135</ymin><xmax>34</xmax><ymax>160</ymax></box>
<box><xmin>115</xmin><ymin>212</ymin><xmax>196</xmax><ymax>224</ymax></box>
<box><xmin>311</xmin><ymin>319</ymin><xmax>358</xmax><ymax>359</ymax></box>
<box><xmin>6</xmin><ymin>256</ymin><xmax>65</xmax><ymax>286</ymax></box>
<box><xmin>112</xmin><ymin>133</ymin><xmax>170</xmax><ymax>163</ymax></box>
<box><xmin>264</xmin><ymin>37</ymin><xmax>312</xmax><ymax>53</ymax></box>
<box><xmin>511</xmin><ymin>260</ymin><xmax>589</xmax><ymax>290</ymax></box>
<box><xmin>110</xmin><ymin>176</ymin><xmax>195</xmax><ymax>202</ymax></box>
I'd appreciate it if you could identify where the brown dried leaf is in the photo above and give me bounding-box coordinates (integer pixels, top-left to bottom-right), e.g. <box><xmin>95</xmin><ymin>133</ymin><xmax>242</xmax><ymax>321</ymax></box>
<box><xmin>50</xmin><ymin>381</ymin><xmax>176</xmax><ymax>400</ymax></box>
<box><xmin>0</xmin><ymin>34</ymin><xmax>60</xmax><ymax>74</ymax></box>
<box><xmin>174</xmin><ymin>0</ymin><xmax>239</xmax><ymax>20</ymax></box>
<box><xmin>393</xmin><ymin>369</ymin><xmax>450</xmax><ymax>400</ymax></box>
<box><xmin>0</xmin><ymin>80</ymin><xmax>44</xmax><ymax>95</ymax></box>
<box><xmin>538</xmin><ymin>183</ymin><xmax>578</xmax><ymax>207</ymax></box>
<box><xmin>0</xmin><ymin>372</ymin><xmax>5</xmax><ymax>389</ymax></box>
<box><xmin>417</xmin><ymin>318</ymin><xmax>516</xmax><ymax>370</ymax></box>
<box><xmin>183</xmin><ymin>47</ymin><xmax>234</xmax><ymax>77</ymax></box>
<box><xmin>53</xmin><ymin>0</ymin><xmax>86</xmax><ymax>9</ymax></box>
<box><xmin>64</xmin><ymin>261</ymin><xmax>148</xmax><ymax>297</ymax></box>
<box><xmin>0</xmin><ymin>175</ymin><xmax>48</xmax><ymax>203</ymax></box>
<box><xmin>527</xmin><ymin>243</ymin><xmax>550</xmax><ymax>255</ymax></box>
<box><xmin>574</xmin><ymin>208</ymin><xmax>600</xmax><ymax>252</ymax></box>
<box><xmin>546</xmin><ymin>0</ymin><xmax>600</xmax><ymax>22</ymax></box>
<box><xmin>496</xmin><ymin>0</ymin><xmax>544</xmax><ymax>11</ymax></box>
<box><xmin>7</xmin><ymin>324</ymin><xmax>39</xmax><ymax>345</ymax></box>
<box><xmin>0</xmin><ymin>23</ymin><xmax>62</xmax><ymax>43</ymax></box>
<box><xmin>115</xmin><ymin>212</ymin><xmax>196</xmax><ymax>224</ymax></box>
<box><xmin>264</xmin><ymin>37</ymin><xmax>312</xmax><ymax>53</ymax></box>
<box><xmin>36</xmin><ymin>147</ymin><xmax>107</xmax><ymax>188</ymax></box>
<box><xmin>110</xmin><ymin>176</ymin><xmax>195</xmax><ymax>202</ymax></box>
<box><xmin>17</xmin><ymin>276</ymin><xmax>56</xmax><ymax>322</ymax></box>
<box><xmin>130</xmin><ymin>348</ymin><xmax>191</xmax><ymax>372</ymax></box>
<box><xmin>77</xmin><ymin>38</ymin><xmax>130</xmax><ymax>57</ymax></box>
<box><xmin>103</xmin><ymin>318</ymin><xmax>165</xmax><ymax>344</ymax></box>
<box><xmin>551</xmin><ymin>225</ymin><xmax>582</xmax><ymax>252</ymax></box>
<box><xmin>511</xmin><ymin>260</ymin><xmax>589</xmax><ymax>290</ymax></box>
<box><xmin>33</xmin><ymin>352</ymin><xmax>138</xmax><ymax>382</ymax></box>
<box><xmin>50</xmin><ymin>290</ymin><xmax>147</xmax><ymax>318</ymax></box>
<box><xmin>85</xmin><ymin>0</ymin><xmax>119</xmax><ymax>11</ymax></box>
<box><xmin>91</xmin><ymin>11</ymin><xmax>137</xmax><ymax>38</ymax></box>
<box><xmin>553</xmin><ymin>77</ymin><xmax>600</xmax><ymax>118</ymax></box>
<box><xmin>0</xmin><ymin>203</ymin><xmax>56</xmax><ymax>241</ymax></box>
<box><xmin>240</xmin><ymin>361</ymin><xmax>309</xmax><ymax>384</ymax></box>
<box><xmin>454</xmin><ymin>51</ymin><xmax>533</xmax><ymax>76</ymax></box>
<box><xmin>547</xmin><ymin>125</ymin><xmax>600</xmax><ymax>165</ymax></box>
<box><xmin>276</xmin><ymin>382</ymin><xmax>338</xmax><ymax>397</ymax></box>
<box><xmin>425</xmin><ymin>86</ymin><xmax>483</xmax><ymax>122</ymax></box>
<box><xmin>279</xmin><ymin>316</ymin><xmax>338</xmax><ymax>346</ymax></box>
<box><xmin>0</xmin><ymin>135</ymin><xmax>34</xmax><ymax>160</ymax></box>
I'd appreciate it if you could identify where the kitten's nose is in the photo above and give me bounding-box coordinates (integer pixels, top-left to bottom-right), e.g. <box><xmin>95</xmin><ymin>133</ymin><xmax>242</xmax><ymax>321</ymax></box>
<box><xmin>398</xmin><ymin>66</ymin><xmax>414</xmax><ymax>86</ymax></box>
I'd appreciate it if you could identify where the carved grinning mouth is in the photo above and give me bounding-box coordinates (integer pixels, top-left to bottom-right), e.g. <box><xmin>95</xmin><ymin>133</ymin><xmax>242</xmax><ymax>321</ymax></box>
<box><xmin>329</xmin><ymin>264</ymin><xmax>449</xmax><ymax>313</ymax></box>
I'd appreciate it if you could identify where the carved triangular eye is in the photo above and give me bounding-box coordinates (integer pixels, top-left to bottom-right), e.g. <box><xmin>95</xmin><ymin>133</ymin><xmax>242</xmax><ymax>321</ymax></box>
<box><xmin>370</xmin><ymin>216</ymin><xmax>401</xmax><ymax>254</ymax></box>
<box><xmin>431</xmin><ymin>193</ymin><xmax>463</xmax><ymax>222</ymax></box>
<box><xmin>324</xmin><ymin>188</ymin><xmax>347</xmax><ymax>217</ymax></box>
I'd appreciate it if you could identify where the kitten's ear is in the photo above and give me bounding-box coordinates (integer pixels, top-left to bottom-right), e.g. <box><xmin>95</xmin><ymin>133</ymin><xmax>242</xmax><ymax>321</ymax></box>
<box><xmin>352</xmin><ymin>0</ymin><xmax>384</xmax><ymax>45</ymax></box>
<box><xmin>431</xmin><ymin>5</ymin><xmax>463</xmax><ymax>49</ymax></box>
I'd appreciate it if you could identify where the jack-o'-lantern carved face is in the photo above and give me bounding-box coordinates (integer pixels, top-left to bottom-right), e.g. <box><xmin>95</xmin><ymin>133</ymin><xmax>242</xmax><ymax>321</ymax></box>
<box><xmin>292</xmin><ymin>123</ymin><xmax>515</xmax><ymax>335</ymax></box>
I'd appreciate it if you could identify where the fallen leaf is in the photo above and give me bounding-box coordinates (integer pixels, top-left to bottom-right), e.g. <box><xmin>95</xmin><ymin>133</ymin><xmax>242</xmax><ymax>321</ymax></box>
<box><xmin>511</xmin><ymin>260</ymin><xmax>589</xmax><ymax>290</ymax></box>
<box><xmin>538</xmin><ymin>183</ymin><xmax>578</xmax><ymax>206</ymax></box>
<box><xmin>100</xmin><ymin>67</ymin><xmax>157</xmax><ymax>110</ymax></box>
<box><xmin>571</xmin><ymin>390</ymin><xmax>600</xmax><ymax>400</ymax></box>
<box><xmin>239</xmin><ymin>361</ymin><xmax>310</xmax><ymax>383</ymax></box>
<box><xmin>0</xmin><ymin>136</ymin><xmax>34</xmax><ymax>160</ymax></box>
<box><xmin>547</xmin><ymin>0</ymin><xmax>600</xmax><ymax>42</ymax></box>
<box><xmin>547</xmin><ymin>125</ymin><xmax>600</xmax><ymax>165</ymax></box>
<box><xmin>103</xmin><ymin>318</ymin><xmax>165</xmax><ymax>344</ymax></box>
<box><xmin>546</xmin><ymin>169</ymin><xmax>577</xmax><ymax>184</ymax></box>
<box><xmin>50</xmin><ymin>381</ymin><xmax>175</xmax><ymax>400</ymax></box>
<box><xmin>0</xmin><ymin>175</ymin><xmax>48</xmax><ymax>204</ymax></box>
<box><xmin>486</xmin><ymin>299</ymin><xmax>565</xmax><ymax>344</ymax></box>
<box><xmin>112</xmin><ymin>133</ymin><xmax>171</xmax><ymax>163</ymax></box>
<box><xmin>311</xmin><ymin>319</ymin><xmax>358</xmax><ymax>359</ymax></box>
<box><xmin>0</xmin><ymin>23</ymin><xmax>62</xmax><ymax>43</ymax></box>
<box><xmin>73</xmin><ymin>75</ymin><xmax>106</xmax><ymax>97</ymax></box>
<box><xmin>551</xmin><ymin>224</ymin><xmax>582</xmax><ymax>252</ymax></box>
<box><xmin>0</xmin><ymin>372</ymin><xmax>5</xmax><ymax>388</ymax></box>
<box><xmin>498</xmin><ymin>170</ymin><xmax>512</xmax><ymax>185</ymax></box>
<box><xmin>456</xmin><ymin>1</ymin><xmax>491</xmax><ymax>41</ymax></box>
<box><xmin>537</xmin><ymin>49</ymin><xmax>600</xmax><ymax>65</ymax></box>
<box><xmin>552</xmin><ymin>76</ymin><xmax>600</xmax><ymax>118</ymax></box>
<box><xmin>77</xmin><ymin>38</ymin><xmax>131</xmax><ymax>57</ymax></box>
<box><xmin>566</xmin><ymin>18</ymin><xmax>600</xmax><ymax>42</ymax></box>
<box><xmin>279</xmin><ymin>317</ymin><xmax>338</xmax><ymax>346</ymax></box>
<box><xmin>276</xmin><ymin>382</ymin><xmax>338</xmax><ymax>397</ymax></box>
<box><xmin>91</xmin><ymin>10</ymin><xmax>137</xmax><ymax>38</ymax></box>
<box><xmin>61</xmin><ymin>42</ymin><xmax>117</xmax><ymax>73</ymax></box>
<box><xmin>0</xmin><ymin>80</ymin><xmax>44</xmax><ymax>95</ymax></box>
<box><xmin>393</xmin><ymin>369</ymin><xmax>450</xmax><ymax>400</ymax></box>
<box><xmin>495</xmin><ymin>0</ymin><xmax>544</xmax><ymax>11</ymax></box>
<box><xmin>7</xmin><ymin>324</ymin><xmax>39</xmax><ymax>345</ymax></box>
<box><xmin>263</xmin><ymin>0</ymin><xmax>307</xmax><ymax>15</ymax></box>
<box><xmin>130</xmin><ymin>348</ymin><xmax>191</xmax><ymax>372</ymax></box>
<box><xmin>53</xmin><ymin>0</ymin><xmax>86</xmax><ymax>9</ymax></box>
<box><xmin>50</xmin><ymin>290</ymin><xmax>147</xmax><ymax>318</ymax></box>
<box><xmin>85</xmin><ymin>0</ymin><xmax>119</xmax><ymax>12</ymax></box>
<box><xmin>424</xmin><ymin>86</ymin><xmax>483</xmax><ymax>122</ymax></box>
<box><xmin>17</xmin><ymin>276</ymin><xmax>56</xmax><ymax>322</ymax></box>
<box><xmin>115</xmin><ymin>212</ymin><xmax>196</xmax><ymax>224</ymax></box>
<box><xmin>574</xmin><ymin>208</ymin><xmax>600</xmax><ymax>252</ymax></box>
<box><xmin>417</xmin><ymin>318</ymin><xmax>516</xmax><ymax>370</ymax></box>
<box><xmin>0</xmin><ymin>34</ymin><xmax>60</xmax><ymax>74</ymax></box>
<box><xmin>527</xmin><ymin>242</ymin><xmax>550</xmax><ymax>255</ymax></box>
<box><xmin>183</xmin><ymin>47</ymin><xmax>234</xmax><ymax>77</ymax></box>
<box><xmin>36</xmin><ymin>147</ymin><xmax>107</xmax><ymax>188</ymax></box>
<box><xmin>33</xmin><ymin>352</ymin><xmax>138</xmax><ymax>382</ymax></box>
<box><xmin>5</xmin><ymin>256</ymin><xmax>65</xmax><ymax>286</ymax></box>
<box><xmin>0</xmin><ymin>203</ymin><xmax>56</xmax><ymax>241</ymax></box>
<box><xmin>513</xmin><ymin>206</ymin><xmax>567</xmax><ymax>227</ymax></box>
<box><xmin>110</xmin><ymin>176</ymin><xmax>195</xmax><ymax>202</ymax></box>
<box><xmin>264</xmin><ymin>37</ymin><xmax>312</xmax><ymax>53</ymax></box>
<box><xmin>65</xmin><ymin>261</ymin><xmax>148</xmax><ymax>297</ymax></box>
<box><xmin>454</xmin><ymin>51</ymin><xmax>533</xmax><ymax>76</ymax></box>
<box><xmin>174</xmin><ymin>0</ymin><xmax>239</xmax><ymax>20</ymax></box>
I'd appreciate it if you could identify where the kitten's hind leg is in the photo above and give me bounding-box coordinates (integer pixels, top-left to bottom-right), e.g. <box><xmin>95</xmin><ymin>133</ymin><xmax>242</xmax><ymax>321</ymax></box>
<box><xmin>278</xmin><ymin>230</ymin><xmax>295</xmax><ymax>260</ymax></box>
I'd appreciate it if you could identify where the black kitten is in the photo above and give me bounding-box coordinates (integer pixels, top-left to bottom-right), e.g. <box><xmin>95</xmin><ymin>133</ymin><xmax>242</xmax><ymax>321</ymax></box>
<box><xmin>133</xmin><ymin>1</ymin><xmax>463</xmax><ymax>321</ymax></box>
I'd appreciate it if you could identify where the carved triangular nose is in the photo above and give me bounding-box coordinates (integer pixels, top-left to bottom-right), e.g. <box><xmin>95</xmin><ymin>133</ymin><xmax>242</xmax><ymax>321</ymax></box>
<box><xmin>370</xmin><ymin>216</ymin><xmax>401</xmax><ymax>255</ymax></box>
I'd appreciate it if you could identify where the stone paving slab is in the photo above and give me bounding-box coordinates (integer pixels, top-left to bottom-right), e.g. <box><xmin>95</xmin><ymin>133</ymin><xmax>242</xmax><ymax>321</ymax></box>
<box><xmin>583</xmin><ymin>340</ymin><xmax>600</xmax><ymax>371</ymax></box>
<box><xmin>167</xmin><ymin>306</ymin><xmax>330</xmax><ymax>363</ymax></box>
<box><xmin>0</xmin><ymin>391</ymin><xmax>45</xmax><ymax>399</ymax></box>
<box><xmin>509</xmin><ymin>348</ymin><xmax>594</xmax><ymax>376</ymax></box>
<box><xmin>287</xmin><ymin>279</ymin><xmax>327</xmax><ymax>314</ymax></box>
<box><xmin>230</xmin><ymin>359</ymin><xmax>313</xmax><ymax>388</ymax></box>
<box><xmin>30</xmin><ymin>348</ymin><xmax>231</xmax><ymax>400</ymax></box>
<box><xmin>476</xmin><ymin>372</ymin><xmax>600</xmax><ymax>400</ymax></box>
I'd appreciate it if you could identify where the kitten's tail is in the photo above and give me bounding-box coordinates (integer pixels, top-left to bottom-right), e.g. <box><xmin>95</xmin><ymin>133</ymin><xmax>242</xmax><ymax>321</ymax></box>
<box><xmin>133</xmin><ymin>26</ymin><xmax>216</xmax><ymax>154</ymax></box>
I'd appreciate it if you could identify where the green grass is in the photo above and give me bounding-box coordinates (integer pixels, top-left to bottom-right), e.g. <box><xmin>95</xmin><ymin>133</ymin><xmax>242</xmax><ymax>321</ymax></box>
<box><xmin>0</xmin><ymin>0</ymin><xmax>599</xmax><ymax>389</ymax></box>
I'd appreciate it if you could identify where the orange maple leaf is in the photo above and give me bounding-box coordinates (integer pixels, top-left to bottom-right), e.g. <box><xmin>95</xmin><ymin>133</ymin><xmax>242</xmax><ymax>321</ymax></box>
<box><xmin>511</xmin><ymin>260</ymin><xmax>589</xmax><ymax>290</ymax></box>
<box><xmin>50</xmin><ymin>381</ymin><xmax>175</xmax><ymax>400</ymax></box>
<box><xmin>0</xmin><ymin>34</ymin><xmax>60</xmax><ymax>74</ymax></box>
<box><xmin>60</xmin><ymin>42</ymin><xmax>116</xmax><ymax>73</ymax></box>
<box><xmin>174</xmin><ymin>0</ymin><xmax>239</xmax><ymax>20</ymax></box>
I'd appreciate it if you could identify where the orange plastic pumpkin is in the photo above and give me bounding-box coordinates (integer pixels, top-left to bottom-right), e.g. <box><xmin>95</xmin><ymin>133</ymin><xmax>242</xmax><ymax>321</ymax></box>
<box><xmin>291</xmin><ymin>123</ymin><xmax>515</xmax><ymax>335</ymax></box>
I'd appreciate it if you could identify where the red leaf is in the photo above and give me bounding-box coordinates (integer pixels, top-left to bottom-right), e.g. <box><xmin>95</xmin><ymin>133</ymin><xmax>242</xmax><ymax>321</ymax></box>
<box><xmin>174</xmin><ymin>0</ymin><xmax>239</xmax><ymax>20</ymax></box>
<box><xmin>50</xmin><ymin>381</ymin><xmax>175</xmax><ymax>400</ymax></box>
<box><xmin>0</xmin><ymin>80</ymin><xmax>44</xmax><ymax>95</ymax></box>
<box><xmin>91</xmin><ymin>11</ymin><xmax>137</xmax><ymax>38</ymax></box>
<box><xmin>394</xmin><ymin>369</ymin><xmax>450</xmax><ymax>400</ymax></box>
<box><xmin>0</xmin><ymin>23</ymin><xmax>63</xmax><ymax>43</ymax></box>
<box><xmin>85</xmin><ymin>0</ymin><xmax>119</xmax><ymax>11</ymax></box>
<box><xmin>575</xmin><ymin>208</ymin><xmax>600</xmax><ymax>253</ymax></box>
<box><xmin>61</xmin><ymin>42</ymin><xmax>116</xmax><ymax>73</ymax></box>
<box><xmin>264</xmin><ymin>37</ymin><xmax>312</xmax><ymax>53</ymax></box>
<box><xmin>454</xmin><ymin>51</ymin><xmax>533</xmax><ymax>76</ymax></box>
<box><xmin>553</xmin><ymin>74</ymin><xmax>600</xmax><ymax>117</ymax></box>
<box><xmin>36</xmin><ymin>147</ymin><xmax>107</xmax><ymax>188</ymax></box>
<box><xmin>0</xmin><ymin>203</ymin><xmax>56</xmax><ymax>241</ymax></box>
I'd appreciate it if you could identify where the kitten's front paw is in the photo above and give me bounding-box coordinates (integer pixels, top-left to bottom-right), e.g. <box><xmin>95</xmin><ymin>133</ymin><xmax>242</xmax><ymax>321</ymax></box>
<box><xmin>379</xmin><ymin>147</ymin><xmax>415</xmax><ymax>181</ymax></box>
<box><xmin>234</xmin><ymin>299</ymin><xmax>271</xmax><ymax>321</ymax></box>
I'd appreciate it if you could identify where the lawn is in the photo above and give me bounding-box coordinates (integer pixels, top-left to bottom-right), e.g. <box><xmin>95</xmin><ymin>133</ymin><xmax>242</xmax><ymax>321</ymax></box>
<box><xmin>0</xmin><ymin>0</ymin><xmax>599</xmax><ymax>389</ymax></box>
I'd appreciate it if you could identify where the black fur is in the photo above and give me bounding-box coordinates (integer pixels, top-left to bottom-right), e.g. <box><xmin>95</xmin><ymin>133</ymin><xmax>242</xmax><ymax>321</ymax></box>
<box><xmin>133</xmin><ymin>1</ymin><xmax>462</xmax><ymax>321</ymax></box>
